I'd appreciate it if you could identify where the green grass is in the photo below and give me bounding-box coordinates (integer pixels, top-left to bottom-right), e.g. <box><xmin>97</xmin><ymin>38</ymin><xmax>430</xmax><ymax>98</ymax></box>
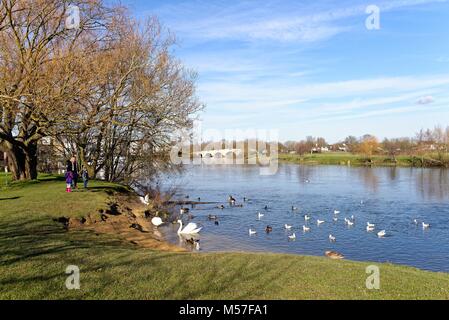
<box><xmin>1</xmin><ymin>176</ymin><xmax>449</xmax><ymax>299</ymax></box>
<box><xmin>279</xmin><ymin>152</ymin><xmax>421</xmax><ymax>167</ymax></box>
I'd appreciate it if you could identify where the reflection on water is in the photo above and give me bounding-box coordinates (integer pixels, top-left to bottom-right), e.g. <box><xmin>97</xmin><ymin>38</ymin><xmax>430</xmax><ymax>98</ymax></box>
<box><xmin>157</xmin><ymin>164</ymin><xmax>449</xmax><ymax>272</ymax></box>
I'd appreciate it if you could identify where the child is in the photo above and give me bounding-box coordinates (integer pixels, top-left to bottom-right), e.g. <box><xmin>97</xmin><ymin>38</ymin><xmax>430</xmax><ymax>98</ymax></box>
<box><xmin>65</xmin><ymin>171</ymin><xmax>73</xmax><ymax>193</ymax></box>
<box><xmin>81</xmin><ymin>166</ymin><xmax>89</xmax><ymax>189</ymax></box>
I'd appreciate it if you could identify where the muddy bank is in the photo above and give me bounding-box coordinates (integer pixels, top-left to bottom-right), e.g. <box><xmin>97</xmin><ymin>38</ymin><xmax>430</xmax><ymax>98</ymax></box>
<box><xmin>55</xmin><ymin>193</ymin><xmax>186</xmax><ymax>252</ymax></box>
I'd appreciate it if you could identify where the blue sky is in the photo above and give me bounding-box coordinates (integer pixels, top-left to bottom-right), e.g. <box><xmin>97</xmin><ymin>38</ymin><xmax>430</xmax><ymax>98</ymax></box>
<box><xmin>120</xmin><ymin>0</ymin><xmax>449</xmax><ymax>142</ymax></box>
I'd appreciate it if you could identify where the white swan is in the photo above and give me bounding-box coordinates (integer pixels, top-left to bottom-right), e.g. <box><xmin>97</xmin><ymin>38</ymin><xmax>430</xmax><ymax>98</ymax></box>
<box><xmin>422</xmin><ymin>222</ymin><xmax>431</xmax><ymax>229</ymax></box>
<box><xmin>285</xmin><ymin>224</ymin><xmax>292</xmax><ymax>230</ymax></box>
<box><xmin>317</xmin><ymin>219</ymin><xmax>325</xmax><ymax>225</ymax></box>
<box><xmin>377</xmin><ymin>230</ymin><xmax>386</xmax><ymax>237</ymax></box>
<box><xmin>333</xmin><ymin>217</ymin><xmax>338</xmax><ymax>222</ymax></box>
<box><xmin>304</xmin><ymin>215</ymin><xmax>311</xmax><ymax>221</ymax></box>
<box><xmin>347</xmin><ymin>220</ymin><xmax>354</xmax><ymax>226</ymax></box>
<box><xmin>329</xmin><ymin>234</ymin><xmax>336</xmax><ymax>242</ymax></box>
<box><xmin>257</xmin><ymin>212</ymin><xmax>264</xmax><ymax>219</ymax></box>
<box><xmin>177</xmin><ymin>220</ymin><xmax>202</xmax><ymax>235</ymax></box>
<box><xmin>288</xmin><ymin>233</ymin><xmax>296</xmax><ymax>240</ymax></box>
<box><xmin>367</xmin><ymin>222</ymin><xmax>375</xmax><ymax>228</ymax></box>
<box><xmin>334</xmin><ymin>210</ymin><xmax>340</xmax><ymax>215</ymax></box>
<box><xmin>303</xmin><ymin>225</ymin><xmax>310</xmax><ymax>232</ymax></box>
<box><xmin>249</xmin><ymin>229</ymin><xmax>257</xmax><ymax>235</ymax></box>
<box><xmin>367</xmin><ymin>225</ymin><xmax>375</xmax><ymax>232</ymax></box>
<box><xmin>151</xmin><ymin>217</ymin><xmax>164</xmax><ymax>227</ymax></box>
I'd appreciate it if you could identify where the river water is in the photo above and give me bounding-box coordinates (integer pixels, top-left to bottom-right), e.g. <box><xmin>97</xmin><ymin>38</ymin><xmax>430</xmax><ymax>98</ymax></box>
<box><xmin>159</xmin><ymin>163</ymin><xmax>449</xmax><ymax>272</ymax></box>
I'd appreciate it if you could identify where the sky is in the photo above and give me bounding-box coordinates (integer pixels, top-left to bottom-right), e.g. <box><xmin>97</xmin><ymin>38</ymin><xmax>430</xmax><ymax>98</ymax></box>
<box><xmin>119</xmin><ymin>0</ymin><xmax>449</xmax><ymax>143</ymax></box>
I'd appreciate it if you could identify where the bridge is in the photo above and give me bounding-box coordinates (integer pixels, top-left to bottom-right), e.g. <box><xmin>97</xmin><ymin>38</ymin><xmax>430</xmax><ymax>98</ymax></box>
<box><xmin>194</xmin><ymin>148</ymin><xmax>244</xmax><ymax>158</ymax></box>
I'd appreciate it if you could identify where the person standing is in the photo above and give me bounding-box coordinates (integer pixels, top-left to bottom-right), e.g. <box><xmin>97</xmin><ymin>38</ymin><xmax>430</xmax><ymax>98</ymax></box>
<box><xmin>69</xmin><ymin>155</ymin><xmax>78</xmax><ymax>189</ymax></box>
<box><xmin>65</xmin><ymin>160</ymin><xmax>73</xmax><ymax>193</ymax></box>
<box><xmin>81</xmin><ymin>166</ymin><xmax>89</xmax><ymax>189</ymax></box>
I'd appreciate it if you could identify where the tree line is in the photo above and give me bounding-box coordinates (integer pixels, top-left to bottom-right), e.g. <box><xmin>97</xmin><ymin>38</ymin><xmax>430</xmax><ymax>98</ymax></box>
<box><xmin>0</xmin><ymin>0</ymin><xmax>202</xmax><ymax>182</ymax></box>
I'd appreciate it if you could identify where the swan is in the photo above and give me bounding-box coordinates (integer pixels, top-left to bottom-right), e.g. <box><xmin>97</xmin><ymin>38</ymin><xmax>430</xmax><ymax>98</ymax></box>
<box><xmin>377</xmin><ymin>230</ymin><xmax>386</xmax><ymax>237</ymax></box>
<box><xmin>367</xmin><ymin>222</ymin><xmax>375</xmax><ymax>228</ymax></box>
<box><xmin>288</xmin><ymin>233</ymin><xmax>296</xmax><ymax>240</ymax></box>
<box><xmin>347</xmin><ymin>220</ymin><xmax>354</xmax><ymax>226</ymax></box>
<box><xmin>333</xmin><ymin>217</ymin><xmax>338</xmax><ymax>222</ymax></box>
<box><xmin>317</xmin><ymin>219</ymin><xmax>325</xmax><ymax>225</ymax></box>
<box><xmin>177</xmin><ymin>220</ymin><xmax>202</xmax><ymax>235</ymax></box>
<box><xmin>422</xmin><ymin>222</ymin><xmax>431</xmax><ymax>229</ymax></box>
<box><xmin>257</xmin><ymin>212</ymin><xmax>264</xmax><ymax>219</ymax></box>
<box><xmin>285</xmin><ymin>224</ymin><xmax>292</xmax><ymax>230</ymax></box>
<box><xmin>334</xmin><ymin>210</ymin><xmax>340</xmax><ymax>215</ymax></box>
<box><xmin>292</xmin><ymin>206</ymin><xmax>299</xmax><ymax>211</ymax></box>
<box><xmin>249</xmin><ymin>229</ymin><xmax>257</xmax><ymax>235</ymax></box>
<box><xmin>151</xmin><ymin>217</ymin><xmax>164</xmax><ymax>227</ymax></box>
<box><xmin>329</xmin><ymin>234</ymin><xmax>336</xmax><ymax>242</ymax></box>
<box><xmin>367</xmin><ymin>225</ymin><xmax>375</xmax><ymax>232</ymax></box>
<box><xmin>413</xmin><ymin>219</ymin><xmax>418</xmax><ymax>225</ymax></box>
<box><xmin>303</xmin><ymin>225</ymin><xmax>310</xmax><ymax>232</ymax></box>
<box><xmin>304</xmin><ymin>215</ymin><xmax>311</xmax><ymax>221</ymax></box>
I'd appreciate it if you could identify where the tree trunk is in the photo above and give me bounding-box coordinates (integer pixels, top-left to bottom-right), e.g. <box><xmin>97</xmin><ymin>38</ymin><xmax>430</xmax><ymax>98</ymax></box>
<box><xmin>4</xmin><ymin>142</ymin><xmax>38</xmax><ymax>180</ymax></box>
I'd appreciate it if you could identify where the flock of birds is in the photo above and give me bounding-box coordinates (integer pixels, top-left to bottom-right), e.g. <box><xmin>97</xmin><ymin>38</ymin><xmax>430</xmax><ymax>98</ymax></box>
<box><xmin>142</xmin><ymin>194</ymin><xmax>433</xmax><ymax>255</ymax></box>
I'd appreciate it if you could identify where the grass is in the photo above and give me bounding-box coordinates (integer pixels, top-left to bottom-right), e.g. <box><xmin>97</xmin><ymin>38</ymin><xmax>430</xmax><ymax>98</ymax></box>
<box><xmin>278</xmin><ymin>152</ymin><xmax>436</xmax><ymax>167</ymax></box>
<box><xmin>1</xmin><ymin>174</ymin><xmax>449</xmax><ymax>299</ymax></box>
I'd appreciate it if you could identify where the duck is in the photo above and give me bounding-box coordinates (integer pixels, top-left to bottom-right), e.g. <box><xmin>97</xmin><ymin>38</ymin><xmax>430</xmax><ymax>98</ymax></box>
<box><xmin>367</xmin><ymin>222</ymin><xmax>375</xmax><ymax>228</ymax></box>
<box><xmin>317</xmin><ymin>219</ymin><xmax>325</xmax><ymax>225</ymax></box>
<box><xmin>249</xmin><ymin>229</ymin><xmax>257</xmax><ymax>236</ymax></box>
<box><xmin>214</xmin><ymin>221</ymin><xmax>219</xmax><ymax>226</ymax></box>
<box><xmin>285</xmin><ymin>224</ymin><xmax>292</xmax><ymax>230</ymax></box>
<box><xmin>151</xmin><ymin>217</ymin><xmax>164</xmax><ymax>227</ymax></box>
<box><xmin>329</xmin><ymin>234</ymin><xmax>336</xmax><ymax>242</ymax></box>
<box><xmin>303</xmin><ymin>225</ymin><xmax>310</xmax><ymax>232</ymax></box>
<box><xmin>333</xmin><ymin>217</ymin><xmax>338</xmax><ymax>222</ymax></box>
<box><xmin>197</xmin><ymin>197</ymin><xmax>201</xmax><ymax>202</ymax></box>
<box><xmin>228</xmin><ymin>195</ymin><xmax>236</xmax><ymax>204</ymax></box>
<box><xmin>180</xmin><ymin>207</ymin><xmax>189</xmax><ymax>215</ymax></box>
<box><xmin>377</xmin><ymin>230</ymin><xmax>386</xmax><ymax>238</ymax></box>
<box><xmin>208</xmin><ymin>215</ymin><xmax>218</xmax><ymax>220</ymax></box>
<box><xmin>265</xmin><ymin>226</ymin><xmax>273</xmax><ymax>233</ymax></box>
<box><xmin>195</xmin><ymin>241</ymin><xmax>200</xmax><ymax>251</ymax></box>
<box><xmin>257</xmin><ymin>212</ymin><xmax>264</xmax><ymax>219</ymax></box>
<box><xmin>413</xmin><ymin>219</ymin><xmax>418</xmax><ymax>225</ymax></box>
<box><xmin>217</xmin><ymin>205</ymin><xmax>225</xmax><ymax>210</ymax></box>
<box><xmin>304</xmin><ymin>215</ymin><xmax>311</xmax><ymax>221</ymax></box>
<box><xmin>288</xmin><ymin>233</ymin><xmax>296</xmax><ymax>240</ymax></box>
<box><xmin>325</xmin><ymin>251</ymin><xmax>344</xmax><ymax>260</ymax></box>
<box><xmin>292</xmin><ymin>206</ymin><xmax>299</xmax><ymax>211</ymax></box>
<box><xmin>422</xmin><ymin>222</ymin><xmax>431</xmax><ymax>229</ymax></box>
<box><xmin>264</xmin><ymin>205</ymin><xmax>269</xmax><ymax>210</ymax></box>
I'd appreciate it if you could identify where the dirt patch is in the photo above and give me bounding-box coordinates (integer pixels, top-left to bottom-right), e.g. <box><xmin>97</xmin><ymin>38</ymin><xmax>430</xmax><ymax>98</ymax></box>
<box><xmin>56</xmin><ymin>193</ymin><xmax>185</xmax><ymax>253</ymax></box>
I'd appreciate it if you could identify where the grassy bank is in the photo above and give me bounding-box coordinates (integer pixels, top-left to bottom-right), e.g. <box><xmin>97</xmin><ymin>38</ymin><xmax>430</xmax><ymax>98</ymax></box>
<box><xmin>279</xmin><ymin>152</ymin><xmax>448</xmax><ymax>167</ymax></box>
<box><xmin>1</xmin><ymin>174</ymin><xmax>449</xmax><ymax>299</ymax></box>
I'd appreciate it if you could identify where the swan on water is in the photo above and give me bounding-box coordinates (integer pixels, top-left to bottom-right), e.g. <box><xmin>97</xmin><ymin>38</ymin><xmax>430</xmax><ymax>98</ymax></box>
<box><xmin>249</xmin><ymin>229</ymin><xmax>257</xmax><ymax>235</ymax></box>
<box><xmin>377</xmin><ymin>230</ymin><xmax>386</xmax><ymax>237</ymax></box>
<box><xmin>367</xmin><ymin>222</ymin><xmax>375</xmax><ymax>228</ymax></box>
<box><xmin>303</xmin><ymin>225</ymin><xmax>310</xmax><ymax>232</ymax></box>
<box><xmin>422</xmin><ymin>222</ymin><xmax>431</xmax><ymax>229</ymax></box>
<box><xmin>329</xmin><ymin>234</ymin><xmax>336</xmax><ymax>242</ymax></box>
<box><xmin>257</xmin><ymin>212</ymin><xmax>264</xmax><ymax>219</ymax></box>
<box><xmin>177</xmin><ymin>220</ymin><xmax>202</xmax><ymax>235</ymax></box>
<box><xmin>285</xmin><ymin>224</ymin><xmax>292</xmax><ymax>230</ymax></box>
<box><xmin>288</xmin><ymin>233</ymin><xmax>296</xmax><ymax>240</ymax></box>
<box><xmin>317</xmin><ymin>219</ymin><xmax>325</xmax><ymax>225</ymax></box>
<box><xmin>304</xmin><ymin>215</ymin><xmax>311</xmax><ymax>221</ymax></box>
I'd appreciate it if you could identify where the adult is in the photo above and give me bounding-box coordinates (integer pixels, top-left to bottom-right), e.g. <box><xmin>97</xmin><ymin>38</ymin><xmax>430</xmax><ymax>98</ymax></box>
<box><xmin>67</xmin><ymin>155</ymin><xmax>79</xmax><ymax>188</ymax></box>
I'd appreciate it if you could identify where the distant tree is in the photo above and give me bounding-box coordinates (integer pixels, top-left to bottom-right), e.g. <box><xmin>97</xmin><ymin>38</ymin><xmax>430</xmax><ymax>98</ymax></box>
<box><xmin>358</xmin><ymin>135</ymin><xmax>379</xmax><ymax>159</ymax></box>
